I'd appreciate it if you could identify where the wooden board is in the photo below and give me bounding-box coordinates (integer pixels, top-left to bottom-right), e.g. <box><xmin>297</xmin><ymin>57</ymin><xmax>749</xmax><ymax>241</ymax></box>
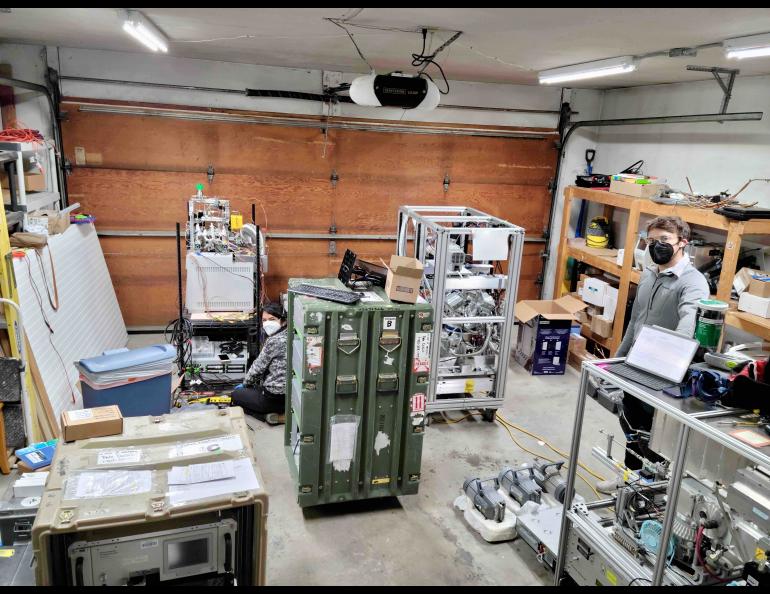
<box><xmin>62</xmin><ymin>101</ymin><xmax>557</xmax><ymax>326</ymax></box>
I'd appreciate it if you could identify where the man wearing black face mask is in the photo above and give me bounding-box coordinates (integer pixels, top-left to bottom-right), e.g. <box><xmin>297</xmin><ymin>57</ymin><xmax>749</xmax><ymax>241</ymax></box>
<box><xmin>597</xmin><ymin>217</ymin><xmax>709</xmax><ymax>491</ymax></box>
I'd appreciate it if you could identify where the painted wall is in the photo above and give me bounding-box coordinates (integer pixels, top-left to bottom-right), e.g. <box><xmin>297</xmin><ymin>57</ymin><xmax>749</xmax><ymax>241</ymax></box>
<box><xmin>0</xmin><ymin>43</ymin><xmax>53</xmax><ymax>137</ymax></box>
<box><xmin>594</xmin><ymin>74</ymin><xmax>770</xmax><ymax>208</ymax></box>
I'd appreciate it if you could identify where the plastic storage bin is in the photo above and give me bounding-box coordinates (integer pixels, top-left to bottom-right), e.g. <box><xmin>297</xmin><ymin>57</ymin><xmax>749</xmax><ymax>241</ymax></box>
<box><xmin>77</xmin><ymin>345</ymin><xmax>176</xmax><ymax>417</ymax></box>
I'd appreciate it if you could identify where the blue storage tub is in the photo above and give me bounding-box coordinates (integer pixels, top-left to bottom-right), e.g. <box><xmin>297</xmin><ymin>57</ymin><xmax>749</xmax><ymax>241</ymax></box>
<box><xmin>78</xmin><ymin>344</ymin><xmax>176</xmax><ymax>417</ymax></box>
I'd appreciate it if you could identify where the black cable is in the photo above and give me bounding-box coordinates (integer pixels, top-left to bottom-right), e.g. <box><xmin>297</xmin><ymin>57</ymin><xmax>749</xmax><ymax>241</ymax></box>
<box><xmin>628</xmin><ymin>577</ymin><xmax>651</xmax><ymax>586</ymax></box>
<box><xmin>411</xmin><ymin>28</ymin><xmax>451</xmax><ymax>95</ymax></box>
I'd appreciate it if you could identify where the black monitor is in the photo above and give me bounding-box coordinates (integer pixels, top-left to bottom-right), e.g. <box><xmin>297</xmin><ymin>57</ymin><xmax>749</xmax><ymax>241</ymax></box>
<box><xmin>338</xmin><ymin>249</ymin><xmax>387</xmax><ymax>288</ymax></box>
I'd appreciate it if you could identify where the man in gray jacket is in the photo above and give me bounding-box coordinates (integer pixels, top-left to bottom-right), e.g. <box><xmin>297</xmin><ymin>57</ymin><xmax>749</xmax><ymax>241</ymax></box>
<box><xmin>603</xmin><ymin>216</ymin><xmax>709</xmax><ymax>483</ymax></box>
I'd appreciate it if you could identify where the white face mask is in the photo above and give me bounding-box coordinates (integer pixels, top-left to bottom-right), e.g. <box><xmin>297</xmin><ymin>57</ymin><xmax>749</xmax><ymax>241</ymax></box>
<box><xmin>263</xmin><ymin>320</ymin><xmax>281</xmax><ymax>336</ymax></box>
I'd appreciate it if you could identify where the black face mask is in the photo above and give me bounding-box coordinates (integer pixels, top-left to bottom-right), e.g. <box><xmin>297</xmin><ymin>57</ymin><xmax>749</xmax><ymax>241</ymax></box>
<box><xmin>649</xmin><ymin>240</ymin><xmax>676</xmax><ymax>265</ymax></box>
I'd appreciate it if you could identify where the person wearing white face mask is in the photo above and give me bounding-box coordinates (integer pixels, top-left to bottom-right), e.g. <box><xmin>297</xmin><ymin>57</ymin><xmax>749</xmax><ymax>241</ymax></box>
<box><xmin>231</xmin><ymin>302</ymin><xmax>288</xmax><ymax>425</ymax></box>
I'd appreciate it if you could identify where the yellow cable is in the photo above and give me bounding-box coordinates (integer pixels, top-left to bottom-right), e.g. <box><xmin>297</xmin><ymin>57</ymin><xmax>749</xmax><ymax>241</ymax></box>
<box><xmin>496</xmin><ymin>413</ymin><xmax>606</xmax><ymax>482</ymax></box>
<box><xmin>495</xmin><ymin>416</ymin><xmax>601</xmax><ymax>500</ymax></box>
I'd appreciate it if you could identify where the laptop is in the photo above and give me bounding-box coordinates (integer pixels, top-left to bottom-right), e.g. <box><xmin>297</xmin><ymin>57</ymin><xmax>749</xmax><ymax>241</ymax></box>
<box><xmin>606</xmin><ymin>325</ymin><xmax>699</xmax><ymax>391</ymax></box>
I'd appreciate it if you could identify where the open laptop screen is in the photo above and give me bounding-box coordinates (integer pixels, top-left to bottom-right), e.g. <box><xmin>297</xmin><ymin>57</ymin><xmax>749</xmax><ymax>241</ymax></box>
<box><xmin>626</xmin><ymin>325</ymin><xmax>699</xmax><ymax>384</ymax></box>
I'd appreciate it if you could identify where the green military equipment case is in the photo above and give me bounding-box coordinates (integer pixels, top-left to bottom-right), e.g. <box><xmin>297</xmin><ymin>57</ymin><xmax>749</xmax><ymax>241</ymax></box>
<box><xmin>285</xmin><ymin>278</ymin><xmax>433</xmax><ymax>507</ymax></box>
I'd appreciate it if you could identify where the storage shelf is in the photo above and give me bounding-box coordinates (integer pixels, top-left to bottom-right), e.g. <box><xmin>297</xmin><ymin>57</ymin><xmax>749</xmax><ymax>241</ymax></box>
<box><xmin>556</xmin><ymin>185</ymin><xmax>768</xmax><ymax>355</ymax></box>
<box><xmin>570</xmin><ymin>187</ymin><xmax>770</xmax><ymax>234</ymax></box>
<box><xmin>567</xmin><ymin>245</ymin><xmax>641</xmax><ymax>285</ymax></box>
<box><xmin>725</xmin><ymin>309</ymin><xmax>770</xmax><ymax>341</ymax></box>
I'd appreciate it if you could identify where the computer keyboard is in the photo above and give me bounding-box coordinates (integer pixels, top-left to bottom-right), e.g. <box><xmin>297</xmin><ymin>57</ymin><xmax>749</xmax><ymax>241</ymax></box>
<box><xmin>605</xmin><ymin>363</ymin><xmax>676</xmax><ymax>391</ymax></box>
<box><xmin>290</xmin><ymin>284</ymin><xmax>361</xmax><ymax>305</ymax></box>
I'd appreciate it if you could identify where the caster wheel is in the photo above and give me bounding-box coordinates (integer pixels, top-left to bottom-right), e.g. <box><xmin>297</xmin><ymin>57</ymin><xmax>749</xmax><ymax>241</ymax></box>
<box><xmin>481</xmin><ymin>409</ymin><xmax>497</xmax><ymax>422</ymax></box>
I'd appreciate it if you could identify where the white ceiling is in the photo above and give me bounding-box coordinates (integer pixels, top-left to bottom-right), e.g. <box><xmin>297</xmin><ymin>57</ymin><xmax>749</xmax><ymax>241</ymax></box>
<box><xmin>3</xmin><ymin>8</ymin><xmax>770</xmax><ymax>88</ymax></box>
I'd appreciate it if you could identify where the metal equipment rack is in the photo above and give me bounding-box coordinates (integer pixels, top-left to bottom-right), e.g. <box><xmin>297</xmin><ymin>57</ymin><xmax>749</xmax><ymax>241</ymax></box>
<box><xmin>554</xmin><ymin>359</ymin><xmax>770</xmax><ymax>587</ymax></box>
<box><xmin>0</xmin><ymin>141</ymin><xmax>61</xmax><ymax>217</ymax></box>
<box><xmin>396</xmin><ymin>206</ymin><xmax>524</xmax><ymax>416</ymax></box>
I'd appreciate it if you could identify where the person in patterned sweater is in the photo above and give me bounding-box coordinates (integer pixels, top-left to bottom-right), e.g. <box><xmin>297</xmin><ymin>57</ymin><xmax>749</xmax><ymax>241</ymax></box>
<box><xmin>231</xmin><ymin>302</ymin><xmax>287</xmax><ymax>424</ymax></box>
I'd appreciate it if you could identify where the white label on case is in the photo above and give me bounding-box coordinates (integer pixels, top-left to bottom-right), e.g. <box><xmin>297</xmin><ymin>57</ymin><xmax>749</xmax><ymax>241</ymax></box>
<box><xmin>68</xmin><ymin>409</ymin><xmax>94</xmax><ymax>421</ymax></box>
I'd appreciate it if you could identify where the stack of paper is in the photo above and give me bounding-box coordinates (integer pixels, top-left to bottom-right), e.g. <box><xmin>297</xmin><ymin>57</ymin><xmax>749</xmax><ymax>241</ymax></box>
<box><xmin>167</xmin><ymin>458</ymin><xmax>260</xmax><ymax>507</ymax></box>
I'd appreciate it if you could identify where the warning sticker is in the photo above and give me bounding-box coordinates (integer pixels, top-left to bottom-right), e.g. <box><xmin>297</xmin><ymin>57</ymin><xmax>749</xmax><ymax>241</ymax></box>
<box><xmin>306</xmin><ymin>336</ymin><xmax>323</xmax><ymax>371</ymax></box>
<box><xmin>413</xmin><ymin>332</ymin><xmax>431</xmax><ymax>373</ymax></box>
<box><xmin>411</xmin><ymin>393</ymin><xmax>426</xmax><ymax>413</ymax></box>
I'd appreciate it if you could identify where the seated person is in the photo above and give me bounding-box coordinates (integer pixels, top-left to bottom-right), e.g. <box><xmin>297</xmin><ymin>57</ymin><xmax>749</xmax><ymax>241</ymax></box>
<box><xmin>231</xmin><ymin>302</ymin><xmax>287</xmax><ymax>424</ymax></box>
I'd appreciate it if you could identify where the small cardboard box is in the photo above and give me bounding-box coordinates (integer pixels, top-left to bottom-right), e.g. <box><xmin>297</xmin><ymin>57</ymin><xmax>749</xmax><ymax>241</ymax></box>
<box><xmin>514</xmin><ymin>295</ymin><xmax>587</xmax><ymax>375</ymax></box>
<box><xmin>384</xmin><ymin>255</ymin><xmax>424</xmax><ymax>304</ymax></box>
<box><xmin>581</xmin><ymin>277</ymin><xmax>609</xmax><ymax>307</ymax></box>
<box><xmin>734</xmin><ymin>268</ymin><xmax>764</xmax><ymax>296</ymax></box>
<box><xmin>738</xmin><ymin>291</ymin><xmax>770</xmax><ymax>319</ymax></box>
<box><xmin>748</xmin><ymin>276</ymin><xmax>770</xmax><ymax>299</ymax></box>
<box><xmin>27</xmin><ymin>209</ymin><xmax>70</xmax><ymax>235</ymax></box>
<box><xmin>1</xmin><ymin>171</ymin><xmax>47</xmax><ymax>194</ymax></box>
<box><xmin>609</xmin><ymin>179</ymin><xmax>662</xmax><ymax>199</ymax></box>
<box><xmin>61</xmin><ymin>405</ymin><xmax>123</xmax><ymax>442</ymax></box>
<box><xmin>591</xmin><ymin>315</ymin><xmax>614</xmax><ymax>339</ymax></box>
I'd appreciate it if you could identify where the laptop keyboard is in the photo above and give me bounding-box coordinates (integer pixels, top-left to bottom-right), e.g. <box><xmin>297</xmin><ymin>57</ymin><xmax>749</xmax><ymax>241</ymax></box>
<box><xmin>605</xmin><ymin>363</ymin><xmax>677</xmax><ymax>391</ymax></box>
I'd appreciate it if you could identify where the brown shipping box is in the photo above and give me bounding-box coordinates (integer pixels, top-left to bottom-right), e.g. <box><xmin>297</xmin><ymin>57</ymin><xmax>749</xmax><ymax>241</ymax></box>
<box><xmin>384</xmin><ymin>255</ymin><xmax>424</xmax><ymax>304</ymax></box>
<box><xmin>609</xmin><ymin>179</ymin><xmax>662</xmax><ymax>199</ymax></box>
<box><xmin>748</xmin><ymin>277</ymin><xmax>770</xmax><ymax>299</ymax></box>
<box><xmin>61</xmin><ymin>405</ymin><xmax>124</xmax><ymax>442</ymax></box>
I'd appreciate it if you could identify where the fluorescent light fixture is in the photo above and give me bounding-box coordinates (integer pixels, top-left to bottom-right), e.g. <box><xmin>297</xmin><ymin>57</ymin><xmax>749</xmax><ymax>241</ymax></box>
<box><xmin>539</xmin><ymin>56</ymin><xmax>637</xmax><ymax>85</ymax></box>
<box><xmin>724</xmin><ymin>32</ymin><xmax>770</xmax><ymax>60</ymax></box>
<box><xmin>122</xmin><ymin>10</ymin><xmax>168</xmax><ymax>53</ymax></box>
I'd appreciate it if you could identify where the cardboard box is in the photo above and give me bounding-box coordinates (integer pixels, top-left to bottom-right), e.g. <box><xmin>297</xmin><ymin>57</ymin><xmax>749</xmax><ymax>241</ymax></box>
<box><xmin>738</xmin><ymin>291</ymin><xmax>770</xmax><ymax>319</ymax></box>
<box><xmin>591</xmin><ymin>315</ymin><xmax>614</xmax><ymax>339</ymax></box>
<box><xmin>0</xmin><ymin>171</ymin><xmax>47</xmax><ymax>194</ymax></box>
<box><xmin>61</xmin><ymin>405</ymin><xmax>123</xmax><ymax>442</ymax></box>
<box><xmin>748</xmin><ymin>276</ymin><xmax>770</xmax><ymax>299</ymax></box>
<box><xmin>384</xmin><ymin>255</ymin><xmax>424</xmax><ymax>304</ymax></box>
<box><xmin>514</xmin><ymin>295</ymin><xmax>587</xmax><ymax>375</ymax></box>
<box><xmin>609</xmin><ymin>179</ymin><xmax>663</xmax><ymax>199</ymax></box>
<box><xmin>582</xmin><ymin>277</ymin><xmax>609</xmax><ymax>307</ymax></box>
<box><xmin>27</xmin><ymin>209</ymin><xmax>70</xmax><ymax>235</ymax></box>
<box><xmin>733</xmin><ymin>267</ymin><xmax>763</xmax><ymax>296</ymax></box>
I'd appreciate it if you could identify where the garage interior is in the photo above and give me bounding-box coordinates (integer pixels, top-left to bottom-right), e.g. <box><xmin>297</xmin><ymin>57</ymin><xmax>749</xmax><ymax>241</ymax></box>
<box><xmin>1</xmin><ymin>8</ymin><xmax>770</xmax><ymax>587</ymax></box>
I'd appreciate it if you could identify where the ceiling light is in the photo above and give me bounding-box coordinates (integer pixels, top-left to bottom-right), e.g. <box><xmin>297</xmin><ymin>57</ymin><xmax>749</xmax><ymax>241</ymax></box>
<box><xmin>122</xmin><ymin>10</ymin><xmax>168</xmax><ymax>53</ymax></box>
<box><xmin>538</xmin><ymin>56</ymin><xmax>638</xmax><ymax>85</ymax></box>
<box><xmin>724</xmin><ymin>32</ymin><xmax>770</xmax><ymax>60</ymax></box>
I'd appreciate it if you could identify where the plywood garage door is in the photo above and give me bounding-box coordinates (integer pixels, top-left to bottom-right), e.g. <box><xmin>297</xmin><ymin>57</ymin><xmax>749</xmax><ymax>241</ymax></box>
<box><xmin>61</xmin><ymin>100</ymin><xmax>557</xmax><ymax>327</ymax></box>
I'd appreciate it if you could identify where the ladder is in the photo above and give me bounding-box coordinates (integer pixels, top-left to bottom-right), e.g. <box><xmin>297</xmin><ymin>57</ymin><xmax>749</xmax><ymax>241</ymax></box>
<box><xmin>0</xmin><ymin>202</ymin><xmax>41</xmax><ymax>449</ymax></box>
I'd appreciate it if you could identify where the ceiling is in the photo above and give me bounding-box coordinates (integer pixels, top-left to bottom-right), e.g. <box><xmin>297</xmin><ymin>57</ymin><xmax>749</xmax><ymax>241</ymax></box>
<box><xmin>3</xmin><ymin>8</ymin><xmax>770</xmax><ymax>88</ymax></box>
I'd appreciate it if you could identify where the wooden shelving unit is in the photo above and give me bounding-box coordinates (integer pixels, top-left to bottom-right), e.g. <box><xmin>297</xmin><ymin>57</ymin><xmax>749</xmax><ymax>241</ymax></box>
<box><xmin>554</xmin><ymin>186</ymin><xmax>770</xmax><ymax>354</ymax></box>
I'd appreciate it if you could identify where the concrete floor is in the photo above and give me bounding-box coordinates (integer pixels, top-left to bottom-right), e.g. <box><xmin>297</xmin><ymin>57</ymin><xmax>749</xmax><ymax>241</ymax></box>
<box><xmin>250</xmin><ymin>361</ymin><xmax>618</xmax><ymax>586</ymax></box>
<box><xmin>2</xmin><ymin>333</ymin><xmax>621</xmax><ymax>586</ymax></box>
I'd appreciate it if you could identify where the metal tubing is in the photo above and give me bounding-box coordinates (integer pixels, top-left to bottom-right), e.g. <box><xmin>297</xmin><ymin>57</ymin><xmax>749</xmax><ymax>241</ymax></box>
<box><xmin>255</xmin><ymin>224</ymin><xmax>262</xmax><ymax>354</ymax></box>
<box><xmin>652</xmin><ymin>423</ymin><xmax>691</xmax><ymax>586</ymax></box>
<box><xmin>95</xmin><ymin>229</ymin><xmax>546</xmax><ymax>242</ymax></box>
<box><xmin>175</xmin><ymin>222</ymin><xmax>184</xmax><ymax>376</ymax></box>
<box><xmin>74</xmin><ymin>103</ymin><xmax>550</xmax><ymax>139</ymax></box>
<box><xmin>60</xmin><ymin>75</ymin><xmax>560</xmax><ymax>115</ymax></box>
<box><xmin>554</xmin><ymin>365</ymin><xmax>590</xmax><ymax>585</ymax></box>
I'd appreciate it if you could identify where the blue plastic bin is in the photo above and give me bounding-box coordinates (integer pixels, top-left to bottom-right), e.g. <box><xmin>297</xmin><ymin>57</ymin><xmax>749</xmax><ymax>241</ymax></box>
<box><xmin>78</xmin><ymin>345</ymin><xmax>176</xmax><ymax>417</ymax></box>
